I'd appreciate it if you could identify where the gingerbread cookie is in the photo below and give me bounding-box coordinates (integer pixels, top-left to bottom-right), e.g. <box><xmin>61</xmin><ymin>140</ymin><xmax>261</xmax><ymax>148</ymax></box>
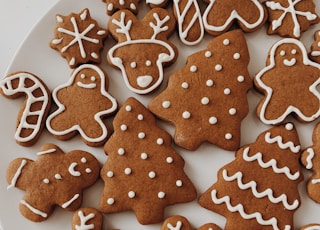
<box><xmin>107</xmin><ymin>8</ymin><xmax>177</xmax><ymax>94</ymax></box>
<box><xmin>6</xmin><ymin>143</ymin><xmax>100</xmax><ymax>222</ymax></box>
<box><xmin>0</xmin><ymin>71</ymin><xmax>51</xmax><ymax>147</ymax></box>
<box><xmin>72</xmin><ymin>208</ymin><xmax>103</xmax><ymax>230</ymax></box>
<box><xmin>149</xmin><ymin>30</ymin><xmax>252</xmax><ymax>151</ymax></box>
<box><xmin>301</xmin><ymin>123</ymin><xmax>320</xmax><ymax>203</ymax></box>
<box><xmin>300</xmin><ymin>224</ymin><xmax>320</xmax><ymax>230</ymax></box>
<box><xmin>202</xmin><ymin>0</ymin><xmax>267</xmax><ymax>36</ymax></box>
<box><xmin>199</xmin><ymin>123</ymin><xmax>303</xmax><ymax>229</ymax></box>
<box><xmin>103</xmin><ymin>0</ymin><xmax>140</xmax><ymax>15</ymax></box>
<box><xmin>46</xmin><ymin>64</ymin><xmax>118</xmax><ymax>147</ymax></box>
<box><xmin>265</xmin><ymin>0</ymin><xmax>319</xmax><ymax>38</ymax></box>
<box><xmin>254</xmin><ymin>38</ymin><xmax>320</xmax><ymax>125</ymax></box>
<box><xmin>161</xmin><ymin>215</ymin><xmax>222</xmax><ymax>230</ymax></box>
<box><xmin>99</xmin><ymin>97</ymin><xmax>197</xmax><ymax>225</ymax></box>
<box><xmin>50</xmin><ymin>8</ymin><xmax>108</xmax><ymax>68</ymax></box>
<box><xmin>310</xmin><ymin>30</ymin><xmax>320</xmax><ymax>63</ymax></box>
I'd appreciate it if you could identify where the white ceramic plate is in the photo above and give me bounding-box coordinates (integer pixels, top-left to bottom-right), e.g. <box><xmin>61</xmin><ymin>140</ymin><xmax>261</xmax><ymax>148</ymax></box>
<box><xmin>1</xmin><ymin>0</ymin><xmax>320</xmax><ymax>229</ymax></box>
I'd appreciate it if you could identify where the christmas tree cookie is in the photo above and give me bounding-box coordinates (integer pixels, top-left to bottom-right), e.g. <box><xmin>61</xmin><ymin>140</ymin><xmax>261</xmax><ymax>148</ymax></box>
<box><xmin>199</xmin><ymin>123</ymin><xmax>303</xmax><ymax>230</ymax></box>
<box><xmin>301</xmin><ymin>123</ymin><xmax>320</xmax><ymax>203</ymax></box>
<box><xmin>99</xmin><ymin>97</ymin><xmax>197</xmax><ymax>225</ymax></box>
<box><xmin>149</xmin><ymin>30</ymin><xmax>252</xmax><ymax>151</ymax></box>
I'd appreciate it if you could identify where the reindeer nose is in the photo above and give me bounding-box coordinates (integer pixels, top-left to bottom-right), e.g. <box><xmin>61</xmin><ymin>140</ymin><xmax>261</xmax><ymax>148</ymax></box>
<box><xmin>137</xmin><ymin>75</ymin><xmax>153</xmax><ymax>88</ymax></box>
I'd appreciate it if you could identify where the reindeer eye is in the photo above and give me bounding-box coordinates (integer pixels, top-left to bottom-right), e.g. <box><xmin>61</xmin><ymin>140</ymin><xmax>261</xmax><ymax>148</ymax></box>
<box><xmin>145</xmin><ymin>60</ymin><xmax>151</xmax><ymax>66</ymax></box>
<box><xmin>130</xmin><ymin>62</ymin><xmax>137</xmax><ymax>68</ymax></box>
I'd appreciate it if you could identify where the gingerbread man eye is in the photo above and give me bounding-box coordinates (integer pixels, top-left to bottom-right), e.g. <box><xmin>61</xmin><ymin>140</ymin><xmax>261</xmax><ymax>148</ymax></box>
<box><xmin>291</xmin><ymin>49</ymin><xmax>297</xmax><ymax>55</ymax></box>
<box><xmin>81</xmin><ymin>74</ymin><xmax>86</xmax><ymax>79</ymax></box>
<box><xmin>280</xmin><ymin>50</ymin><xmax>286</xmax><ymax>56</ymax></box>
<box><xmin>90</xmin><ymin>76</ymin><xmax>96</xmax><ymax>82</ymax></box>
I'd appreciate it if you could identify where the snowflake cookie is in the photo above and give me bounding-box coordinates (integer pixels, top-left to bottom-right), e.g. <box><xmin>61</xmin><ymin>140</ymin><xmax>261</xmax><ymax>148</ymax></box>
<box><xmin>149</xmin><ymin>30</ymin><xmax>252</xmax><ymax>151</ymax></box>
<box><xmin>46</xmin><ymin>64</ymin><xmax>118</xmax><ymax>146</ymax></box>
<box><xmin>107</xmin><ymin>8</ymin><xmax>177</xmax><ymax>94</ymax></box>
<box><xmin>72</xmin><ymin>208</ymin><xmax>103</xmax><ymax>230</ymax></box>
<box><xmin>254</xmin><ymin>38</ymin><xmax>320</xmax><ymax>125</ymax></box>
<box><xmin>265</xmin><ymin>0</ymin><xmax>319</xmax><ymax>38</ymax></box>
<box><xmin>199</xmin><ymin>123</ymin><xmax>303</xmax><ymax>230</ymax></box>
<box><xmin>50</xmin><ymin>8</ymin><xmax>108</xmax><ymax>68</ymax></box>
<box><xmin>6</xmin><ymin>144</ymin><xmax>100</xmax><ymax>222</ymax></box>
<box><xmin>161</xmin><ymin>215</ymin><xmax>222</xmax><ymax>230</ymax></box>
<box><xmin>99</xmin><ymin>97</ymin><xmax>197</xmax><ymax>225</ymax></box>
<box><xmin>202</xmin><ymin>0</ymin><xmax>267</xmax><ymax>36</ymax></box>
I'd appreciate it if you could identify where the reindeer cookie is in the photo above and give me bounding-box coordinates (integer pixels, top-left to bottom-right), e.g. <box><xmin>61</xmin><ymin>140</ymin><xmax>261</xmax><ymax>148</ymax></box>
<box><xmin>46</xmin><ymin>64</ymin><xmax>118</xmax><ymax>146</ymax></box>
<box><xmin>107</xmin><ymin>8</ymin><xmax>177</xmax><ymax>94</ymax></box>
<box><xmin>0</xmin><ymin>72</ymin><xmax>51</xmax><ymax>147</ymax></box>
<box><xmin>161</xmin><ymin>215</ymin><xmax>222</xmax><ymax>230</ymax></box>
<box><xmin>6</xmin><ymin>144</ymin><xmax>100</xmax><ymax>222</ymax></box>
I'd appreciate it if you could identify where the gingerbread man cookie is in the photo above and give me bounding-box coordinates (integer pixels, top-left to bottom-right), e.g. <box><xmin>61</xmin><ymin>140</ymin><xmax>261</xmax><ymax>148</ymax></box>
<box><xmin>0</xmin><ymin>71</ymin><xmax>51</xmax><ymax>147</ymax></box>
<box><xmin>50</xmin><ymin>8</ymin><xmax>108</xmax><ymax>68</ymax></box>
<box><xmin>161</xmin><ymin>215</ymin><xmax>222</xmax><ymax>230</ymax></box>
<box><xmin>254</xmin><ymin>38</ymin><xmax>320</xmax><ymax>125</ymax></box>
<box><xmin>6</xmin><ymin>143</ymin><xmax>100</xmax><ymax>222</ymax></box>
<box><xmin>72</xmin><ymin>208</ymin><xmax>103</xmax><ymax>230</ymax></box>
<box><xmin>46</xmin><ymin>64</ymin><xmax>117</xmax><ymax>147</ymax></box>
<box><xmin>265</xmin><ymin>0</ymin><xmax>319</xmax><ymax>38</ymax></box>
<box><xmin>202</xmin><ymin>0</ymin><xmax>267</xmax><ymax>36</ymax></box>
<box><xmin>149</xmin><ymin>30</ymin><xmax>252</xmax><ymax>151</ymax></box>
<box><xmin>107</xmin><ymin>8</ymin><xmax>177</xmax><ymax>94</ymax></box>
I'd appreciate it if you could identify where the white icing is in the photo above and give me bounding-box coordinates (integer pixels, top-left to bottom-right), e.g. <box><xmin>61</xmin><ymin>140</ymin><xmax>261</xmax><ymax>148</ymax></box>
<box><xmin>242</xmin><ymin>147</ymin><xmax>300</xmax><ymax>180</ymax></box>
<box><xmin>176</xmin><ymin>180</ymin><xmax>183</xmax><ymax>187</ymax></box>
<box><xmin>157</xmin><ymin>138</ymin><xmax>164</xmax><ymax>145</ymax></box>
<box><xmin>223</xmin><ymin>39</ymin><xmax>230</xmax><ymax>45</ymax></box>
<box><xmin>80</xmin><ymin>9</ymin><xmax>88</xmax><ymax>20</ymax></box>
<box><xmin>138</xmin><ymin>132</ymin><xmax>146</xmax><ymax>139</ymax></box>
<box><xmin>303</xmin><ymin>226</ymin><xmax>320</xmax><ymax>230</ymax></box>
<box><xmin>141</xmin><ymin>152</ymin><xmax>148</xmax><ymax>160</ymax></box>
<box><xmin>20</xmin><ymin>200</ymin><xmax>48</xmax><ymax>218</ymax></box>
<box><xmin>209</xmin><ymin>116</ymin><xmax>217</xmax><ymax>124</ymax></box>
<box><xmin>238</xmin><ymin>75</ymin><xmax>245</xmax><ymax>82</ymax></box>
<box><xmin>90</xmin><ymin>52</ymin><xmax>98</xmax><ymax>59</ymax></box>
<box><xmin>81</xmin><ymin>157</ymin><xmax>87</xmax><ymax>163</ymax></box>
<box><xmin>181</xmin><ymin>82</ymin><xmax>189</xmax><ymax>89</ymax></box>
<box><xmin>206</xmin><ymin>79</ymin><xmax>214</xmax><ymax>87</ymax></box>
<box><xmin>162</xmin><ymin>101</ymin><xmax>171</xmax><ymax>108</ymax></box>
<box><xmin>56</xmin><ymin>15</ymin><xmax>64</xmax><ymax>23</ymax></box>
<box><xmin>62</xmin><ymin>194</ymin><xmax>80</xmax><ymax>208</ymax></box>
<box><xmin>52</xmin><ymin>38</ymin><xmax>63</xmax><ymax>45</ymax></box>
<box><xmin>120</xmin><ymin>124</ymin><xmax>127</xmax><ymax>131</ymax></box>
<box><xmin>205</xmin><ymin>51</ymin><xmax>212</xmax><ymax>57</ymax></box>
<box><xmin>43</xmin><ymin>178</ymin><xmax>50</xmax><ymax>184</ymax></box>
<box><xmin>203</xmin><ymin>0</ymin><xmax>265</xmax><ymax>33</ymax></box>
<box><xmin>167</xmin><ymin>220</ymin><xmax>182</xmax><ymax>230</ymax></box>
<box><xmin>285</xmin><ymin>123</ymin><xmax>293</xmax><ymax>130</ymax></box>
<box><xmin>107</xmin><ymin>3</ymin><xmax>113</xmax><ymax>11</ymax></box>
<box><xmin>283</xmin><ymin>58</ymin><xmax>296</xmax><ymax>67</ymax></box>
<box><xmin>137</xmin><ymin>75</ymin><xmax>153</xmax><ymax>88</ymax></box>
<box><xmin>224</xmin><ymin>88</ymin><xmax>231</xmax><ymax>95</ymax></box>
<box><xmin>311</xmin><ymin>51</ymin><xmax>320</xmax><ymax>57</ymax></box>
<box><xmin>118</xmin><ymin>148</ymin><xmax>125</xmax><ymax>155</ymax></box>
<box><xmin>173</xmin><ymin>0</ymin><xmax>204</xmax><ymax>45</ymax></box>
<box><xmin>233</xmin><ymin>53</ymin><xmax>240</xmax><ymax>59</ymax></box>
<box><xmin>201</xmin><ymin>97</ymin><xmax>210</xmax><ymax>105</ymax></box>
<box><xmin>55</xmin><ymin>174</ymin><xmax>62</xmax><ymax>180</ymax></box>
<box><xmin>75</xmin><ymin>210</ymin><xmax>95</xmax><ymax>230</ymax></box>
<box><xmin>7</xmin><ymin>159</ymin><xmax>27</xmax><ymax>189</ymax></box>
<box><xmin>0</xmin><ymin>73</ymin><xmax>50</xmax><ymax>144</ymax></box>
<box><xmin>190</xmin><ymin>65</ymin><xmax>197</xmax><ymax>72</ymax></box>
<box><xmin>264</xmin><ymin>132</ymin><xmax>300</xmax><ymax>153</ymax></box>
<box><xmin>215</xmin><ymin>64</ymin><xmax>222</xmax><ymax>71</ymax></box>
<box><xmin>225</xmin><ymin>133</ymin><xmax>232</xmax><ymax>140</ymax></box>
<box><xmin>107</xmin><ymin>171</ymin><xmax>114</xmax><ymax>177</ymax></box>
<box><xmin>77</xmin><ymin>81</ymin><xmax>96</xmax><ymax>89</ymax></box>
<box><xmin>130</xmin><ymin>3</ymin><xmax>136</xmax><ymax>10</ymax></box>
<box><xmin>222</xmin><ymin>169</ymin><xmax>299</xmax><ymax>210</ymax></box>
<box><xmin>69</xmin><ymin>162</ymin><xmax>81</xmax><ymax>177</ymax></box>
<box><xmin>255</xmin><ymin>38</ymin><xmax>320</xmax><ymax>124</ymax></box>
<box><xmin>229</xmin><ymin>108</ymin><xmax>237</xmax><ymax>115</ymax></box>
<box><xmin>312</xmin><ymin>179</ymin><xmax>320</xmax><ymax>184</ymax></box>
<box><xmin>149</xmin><ymin>171</ymin><xmax>156</xmax><ymax>178</ymax></box>
<box><xmin>305</xmin><ymin>148</ymin><xmax>315</xmax><ymax>169</ymax></box>
<box><xmin>146</xmin><ymin>60</ymin><xmax>152</xmax><ymax>66</ymax></box>
<box><xmin>107</xmin><ymin>198</ymin><xmax>115</xmax><ymax>205</ymax></box>
<box><xmin>137</xmin><ymin>114</ymin><xmax>144</xmax><ymax>120</ymax></box>
<box><xmin>166</xmin><ymin>157</ymin><xmax>173</xmax><ymax>163</ymax></box>
<box><xmin>146</xmin><ymin>0</ymin><xmax>166</xmax><ymax>5</ymax></box>
<box><xmin>125</xmin><ymin>105</ymin><xmax>132</xmax><ymax>111</ymax></box>
<box><xmin>124</xmin><ymin>168</ymin><xmax>132</xmax><ymax>175</ymax></box>
<box><xmin>158</xmin><ymin>191</ymin><xmax>166</xmax><ymax>199</ymax></box>
<box><xmin>182</xmin><ymin>111</ymin><xmax>191</xmax><ymax>119</ymax></box>
<box><xmin>85</xmin><ymin>168</ymin><xmax>92</xmax><ymax>173</ymax></box>
<box><xmin>128</xmin><ymin>191</ymin><xmax>136</xmax><ymax>198</ymax></box>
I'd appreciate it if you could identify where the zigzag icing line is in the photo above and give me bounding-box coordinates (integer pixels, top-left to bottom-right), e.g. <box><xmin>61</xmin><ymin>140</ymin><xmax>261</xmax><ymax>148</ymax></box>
<box><xmin>222</xmin><ymin>169</ymin><xmax>299</xmax><ymax>210</ymax></box>
<box><xmin>264</xmin><ymin>132</ymin><xmax>300</xmax><ymax>153</ymax></box>
<box><xmin>243</xmin><ymin>147</ymin><xmax>300</xmax><ymax>180</ymax></box>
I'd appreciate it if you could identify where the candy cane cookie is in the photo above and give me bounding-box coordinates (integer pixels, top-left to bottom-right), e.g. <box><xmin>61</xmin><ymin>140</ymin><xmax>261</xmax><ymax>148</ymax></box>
<box><xmin>0</xmin><ymin>72</ymin><xmax>51</xmax><ymax>146</ymax></box>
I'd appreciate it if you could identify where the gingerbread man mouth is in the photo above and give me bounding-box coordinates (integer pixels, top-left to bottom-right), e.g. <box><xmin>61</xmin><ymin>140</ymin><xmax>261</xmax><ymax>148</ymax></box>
<box><xmin>77</xmin><ymin>81</ymin><xmax>97</xmax><ymax>89</ymax></box>
<box><xmin>283</xmin><ymin>58</ymin><xmax>296</xmax><ymax>66</ymax></box>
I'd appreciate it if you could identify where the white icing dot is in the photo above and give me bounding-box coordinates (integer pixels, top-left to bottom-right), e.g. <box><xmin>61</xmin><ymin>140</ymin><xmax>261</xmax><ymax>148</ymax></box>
<box><xmin>125</xmin><ymin>105</ymin><xmax>132</xmax><ymax>111</ymax></box>
<box><xmin>162</xmin><ymin>101</ymin><xmax>171</xmax><ymax>109</ymax></box>
<box><xmin>215</xmin><ymin>64</ymin><xmax>222</xmax><ymax>71</ymax></box>
<box><xmin>157</xmin><ymin>138</ymin><xmax>164</xmax><ymax>145</ymax></box>
<box><xmin>181</xmin><ymin>82</ymin><xmax>189</xmax><ymax>89</ymax></box>
<box><xmin>120</xmin><ymin>124</ymin><xmax>127</xmax><ymax>131</ymax></box>
<box><xmin>201</xmin><ymin>97</ymin><xmax>210</xmax><ymax>105</ymax></box>
<box><xmin>146</xmin><ymin>60</ymin><xmax>151</xmax><ymax>66</ymax></box>
<box><xmin>141</xmin><ymin>152</ymin><xmax>148</xmax><ymax>160</ymax></box>
<box><xmin>176</xmin><ymin>180</ymin><xmax>183</xmax><ymax>187</ymax></box>
<box><xmin>90</xmin><ymin>76</ymin><xmax>95</xmax><ymax>81</ymax></box>
<box><xmin>55</xmin><ymin>174</ymin><xmax>62</xmax><ymax>180</ymax></box>
<box><xmin>69</xmin><ymin>57</ymin><xmax>75</xmax><ymax>66</ymax></box>
<box><xmin>128</xmin><ymin>191</ymin><xmax>136</xmax><ymax>198</ymax></box>
<box><xmin>81</xmin><ymin>157</ymin><xmax>87</xmax><ymax>163</ymax></box>
<box><xmin>138</xmin><ymin>132</ymin><xmax>146</xmax><ymax>139</ymax></box>
<box><xmin>166</xmin><ymin>157</ymin><xmax>173</xmax><ymax>164</ymax></box>
<box><xmin>130</xmin><ymin>62</ymin><xmax>137</xmax><ymax>68</ymax></box>
<box><xmin>107</xmin><ymin>171</ymin><xmax>114</xmax><ymax>177</ymax></box>
<box><xmin>225</xmin><ymin>133</ymin><xmax>233</xmax><ymax>140</ymax></box>
<box><xmin>56</xmin><ymin>15</ymin><xmax>64</xmax><ymax>23</ymax></box>
<box><xmin>285</xmin><ymin>123</ymin><xmax>294</xmax><ymax>130</ymax></box>
<box><xmin>291</xmin><ymin>49</ymin><xmax>297</xmax><ymax>54</ymax></box>
<box><xmin>137</xmin><ymin>114</ymin><xmax>144</xmax><ymax>120</ymax></box>
<box><xmin>205</xmin><ymin>51</ymin><xmax>212</xmax><ymax>57</ymax></box>
<box><xmin>43</xmin><ymin>178</ymin><xmax>50</xmax><ymax>184</ymax></box>
<box><xmin>130</xmin><ymin>2</ymin><xmax>136</xmax><ymax>10</ymax></box>
<box><xmin>206</xmin><ymin>79</ymin><xmax>214</xmax><ymax>87</ymax></box>
<box><xmin>209</xmin><ymin>116</ymin><xmax>217</xmax><ymax>124</ymax></box>
<box><xmin>280</xmin><ymin>50</ymin><xmax>286</xmax><ymax>56</ymax></box>
<box><xmin>224</xmin><ymin>88</ymin><xmax>231</xmax><ymax>95</ymax></box>
<box><xmin>81</xmin><ymin>74</ymin><xmax>85</xmax><ymax>79</ymax></box>
<box><xmin>229</xmin><ymin>108</ymin><xmax>237</xmax><ymax>115</ymax></box>
<box><xmin>107</xmin><ymin>3</ymin><xmax>113</xmax><ymax>11</ymax></box>
<box><xmin>149</xmin><ymin>171</ymin><xmax>156</xmax><ymax>178</ymax></box>
<box><xmin>237</xmin><ymin>75</ymin><xmax>244</xmax><ymax>82</ymax></box>
<box><xmin>118</xmin><ymin>148</ymin><xmax>125</xmax><ymax>155</ymax></box>
<box><xmin>158</xmin><ymin>191</ymin><xmax>166</xmax><ymax>199</ymax></box>
<box><xmin>85</xmin><ymin>168</ymin><xmax>92</xmax><ymax>173</ymax></box>
<box><xmin>233</xmin><ymin>53</ymin><xmax>240</xmax><ymax>60</ymax></box>
<box><xmin>124</xmin><ymin>168</ymin><xmax>132</xmax><ymax>175</ymax></box>
<box><xmin>107</xmin><ymin>198</ymin><xmax>114</xmax><ymax>205</ymax></box>
<box><xmin>223</xmin><ymin>39</ymin><xmax>230</xmax><ymax>45</ymax></box>
<box><xmin>190</xmin><ymin>65</ymin><xmax>197</xmax><ymax>72</ymax></box>
<box><xmin>91</xmin><ymin>52</ymin><xmax>98</xmax><ymax>59</ymax></box>
<box><xmin>182</xmin><ymin>111</ymin><xmax>191</xmax><ymax>119</ymax></box>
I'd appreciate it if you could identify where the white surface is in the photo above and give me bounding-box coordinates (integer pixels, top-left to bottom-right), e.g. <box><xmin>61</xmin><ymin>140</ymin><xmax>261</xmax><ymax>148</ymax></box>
<box><xmin>1</xmin><ymin>0</ymin><xmax>320</xmax><ymax>229</ymax></box>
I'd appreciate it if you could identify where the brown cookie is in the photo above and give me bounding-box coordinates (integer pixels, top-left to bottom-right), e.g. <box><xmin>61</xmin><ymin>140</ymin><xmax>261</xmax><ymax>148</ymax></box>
<box><xmin>199</xmin><ymin>123</ymin><xmax>303</xmax><ymax>229</ymax></box>
<box><xmin>202</xmin><ymin>0</ymin><xmax>267</xmax><ymax>36</ymax></box>
<box><xmin>72</xmin><ymin>208</ymin><xmax>103</xmax><ymax>230</ymax></box>
<box><xmin>149</xmin><ymin>30</ymin><xmax>252</xmax><ymax>151</ymax></box>
<box><xmin>104</xmin><ymin>0</ymin><xmax>140</xmax><ymax>15</ymax></box>
<box><xmin>309</xmin><ymin>30</ymin><xmax>320</xmax><ymax>63</ymax></box>
<box><xmin>265</xmin><ymin>0</ymin><xmax>319</xmax><ymax>38</ymax></box>
<box><xmin>300</xmin><ymin>224</ymin><xmax>320</xmax><ymax>230</ymax></box>
<box><xmin>254</xmin><ymin>38</ymin><xmax>320</xmax><ymax>125</ymax></box>
<box><xmin>50</xmin><ymin>8</ymin><xmax>108</xmax><ymax>68</ymax></box>
<box><xmin>99</xmin><ymin>97</ymin><xmax>197</xmax><ymax>225</ymax></box>
<box><xmin>161</xmin><ymin>215</ymin><xmax>222</xmax><ymax>230</ymax></box>
<box><xmin>6</xmin><ymin>143</ymin><xmax>100</xmax><ymax>222</ymax></box>
<box><xmin>107</xmin><ymin>8</ymin><xmax>177</xmax><ymax>94</ymax></box>
<box><xmin>46</xmin><ymin>64</ymin><xmax>118</xmax><ymax>146</ymax></box>
<box><xmin>0</xmin><ymin>71</ymin><xmax>51</xmax><ymax>147</ymax></box>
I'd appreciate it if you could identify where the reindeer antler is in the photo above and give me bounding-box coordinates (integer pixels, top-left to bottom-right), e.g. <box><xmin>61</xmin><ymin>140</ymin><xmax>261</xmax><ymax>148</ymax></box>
<box><xmin>112</xmin><ymin>12</ymin><xmax>132</xmax><ymax>41</ymax></box>
<box><xmin>150</xmin><ymin>13</ymin><xmax>170</xmax><ymax>40</ymax></box>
